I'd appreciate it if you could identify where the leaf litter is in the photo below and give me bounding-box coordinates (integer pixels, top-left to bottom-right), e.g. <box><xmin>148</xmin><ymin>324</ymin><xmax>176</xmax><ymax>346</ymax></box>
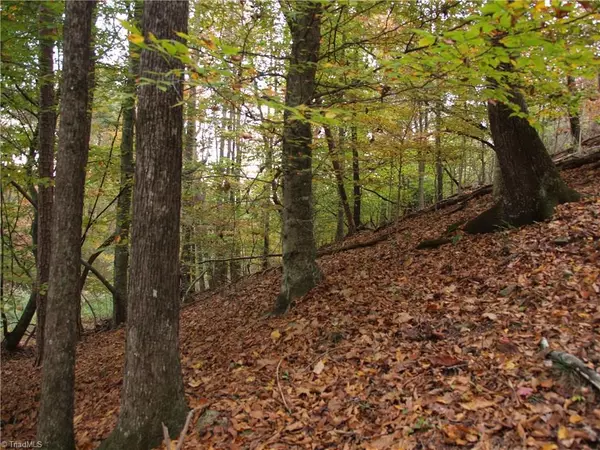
<box><xmin>2</xmin><ymin>164</ymin><xmax>600</xmax><ymax>449</ymax></box>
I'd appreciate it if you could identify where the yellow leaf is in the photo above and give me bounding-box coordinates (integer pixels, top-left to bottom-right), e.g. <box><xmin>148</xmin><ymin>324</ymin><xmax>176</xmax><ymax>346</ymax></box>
<box><xmin>270</xmin><ymin>329</ymin><xmax>281</xmax><ymax>341</ymax></box>
<box><xmin>541</xmin><ymin>444</ymin><xmax>558</xmax><ymax>450</ymax></box>
<box><xmin>568</xmin><ymin>414</ymin><xmax>583</xmax><ymax>424</ymax></box>
<box><xmin>128</xmin><ymin>33</ymin><xmax>144</xmax><ymax>45</ymax></box>
<box><xmin>325</xmin><ymin>110</ymin><xmax>337</xmax><ymax>119</ymax></box>
<box><xmin>192</xmin><ymin>361</ymin><xmax>203</xmax><ymax>369</ymax></box>
<box><xmin>557</xmin><ymin>426</ymin><xmax>569</xmax><ymax>440</ymax></box>
<box><xmin>188</xmin><ymin>379</ymin><xmax>201</xmax><ymax>388</ymax></box>
<box><xmin>504</xmin><ymin>360</ymin><xmax>516</xmax><ymax>370</ymax></box>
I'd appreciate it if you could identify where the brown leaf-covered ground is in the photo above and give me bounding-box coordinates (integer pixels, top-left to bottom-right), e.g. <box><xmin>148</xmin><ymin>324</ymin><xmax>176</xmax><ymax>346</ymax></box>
<box><xmin>2</xmin><ymin>163</ymin><xmax>600</xmax><ymax>450</ymax></box>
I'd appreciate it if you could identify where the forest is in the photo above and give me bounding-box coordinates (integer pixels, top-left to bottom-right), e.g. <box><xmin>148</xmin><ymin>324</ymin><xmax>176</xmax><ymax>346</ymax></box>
<box><xmin>1</xmin><ymin>0</ymin><xmax>600</xmax><ymax>449</ymax></box>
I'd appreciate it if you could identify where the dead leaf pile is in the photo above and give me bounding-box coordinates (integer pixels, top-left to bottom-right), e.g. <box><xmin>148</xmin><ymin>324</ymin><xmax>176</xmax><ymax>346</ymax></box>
<box><xmin>2</xmin><ymin>164</ymin><xmax>599</xmax><ymax>449</ymax></box>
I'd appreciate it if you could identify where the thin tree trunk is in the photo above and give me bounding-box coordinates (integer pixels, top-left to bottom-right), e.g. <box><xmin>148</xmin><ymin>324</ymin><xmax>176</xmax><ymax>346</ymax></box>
<box><xmin>566</xmin><ymin>75</ymin><xmax>581</xmax><ymax>151</ymax></box>
<box><xmin>181</xmin><ymin>84</ymin><xmax>197</xmax><ymax>298</ymax></box>
<box><xmin>479</xmin><ymin>140</ymin><xmax>487</xmax><ymax>184</ymax></box>
<box><xmin>3</xmin><ymin>133</ymin><xmax>39</xmax><ymax>351</ymax></box>
<box><xmin>229</xmin><ymin>108</ymin><xmax>242</xmax><ymax>282</ymax></box>
<box><xmin>75</xmin><ymin>3</ymin><xmax>99</xmax><ymax>338</ymax></box>
<box><xmin>274</xmin><ymin>0</ymin><xmax>323</xmax><ymax>315</ymax></box>
<box><xmin>99</xmin><ymin>1</ymin><xmax>189</xmax><ymax>448</ymax></box>
<box><xmin>351</xmin><ymin>125</ymin><xmax>361</xmax><ymax>227</ymax></box>
<box><xmin>417</xmin><ymin>112</ymin><xmax>425</xmax><ymax>209</ymax></box>
<box><xmin>324</xmin><ymin>126</ymin><xmax>355</xmax><ymax>235</ymax></box>
<box><xmin>34</xmin><ymin>2</ymin><xmax>57</xmax><ymax>363</ymax></box>
<box><xmin>37</xmin><ymin>1</ymin><xmax>96</xmax><ymax>447</ymax></box>
<box><xmin>262</xmin><ymin>133</ymin><xmax>273</xmax><ymax>270</ymax></box>
<box><xmin>435</xmin><ymin>101</ymin><xmax>443</xmax><ymax>203</ymax></box>
<box><xmin>113</xmin><ymin>0</ymin><xmax>140</xmax><ymax>327</ymax></box>
<box><xmin>212</xmin><ymin>107</ymin><xmax>228</xmax><ymax>287</ymax></box>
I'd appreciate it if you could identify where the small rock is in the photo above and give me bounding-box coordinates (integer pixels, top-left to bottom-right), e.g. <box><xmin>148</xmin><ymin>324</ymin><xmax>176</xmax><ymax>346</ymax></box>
<box><xmin>196</xmin><ymin>409</ymin><xmax>220</xmax><ymax>433</ymax></box>
<box><xmin>554</xmin><ymin>236</ymin><xmax>570</xmax><ymax>245</ymax></box>
<box><xmin>499</xmin><ymin>284</ymin><xmax>518</xmax><ymax>297</ymax></box>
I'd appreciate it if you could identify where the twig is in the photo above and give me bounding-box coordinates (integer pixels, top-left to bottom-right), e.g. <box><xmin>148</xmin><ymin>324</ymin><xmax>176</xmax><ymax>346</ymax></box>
<box><xmin>276</xmin><ymin>357</ymin><xmax>291</xmax><ymax>414</ymax></box>
<box><xmin>182</xmin><ymin>270</ymin><xmax>207</xmax><ymax>302</ymax></box>
<box><xmin>175</xmin><ymin>409</ymin><xmax>195</xmax><ymax>450</ymax></box>
<box><xmin>161</xmin><ymin>422</ymin><xmax>171</xmax><ymax>449</ymax></box>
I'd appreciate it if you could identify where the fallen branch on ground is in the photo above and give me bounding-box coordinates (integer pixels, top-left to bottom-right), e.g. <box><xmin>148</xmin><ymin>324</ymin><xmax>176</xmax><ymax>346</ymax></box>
<box><xmin>545</xmin><ymin>350</ymin><xmax>600</xmax><ymax>392</ymax></box>
<box><xmin>540</xmin><ymin>338</ymin><xmax>600</xmax><ymax>392</ymax></box>
<box><xmin>276</xmin><ymin>357</ymin><xmax>291</xmax><ymax>414</ymax></box>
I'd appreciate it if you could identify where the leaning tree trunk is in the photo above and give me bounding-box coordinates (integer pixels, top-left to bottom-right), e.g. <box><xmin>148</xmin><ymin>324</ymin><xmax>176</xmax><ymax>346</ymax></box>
<box><xmin>99</xmin><ymin>1</ymin><xmax>189</xmax><ymax>449</ymax></box>
<box><xmin>465</xmin><ymin>89</ymin><xmax>579</xmax><ymax>234</ymax></box>
<box><xmin>113</xmin><ymin>0</ymin><xmax>141</xmax><ymax>327</ymax></box>
<box><xmin>37</xmin><ymin>0</ymin><xmax>95</xmax><ymax>447</ymax></box>
<box><xmin>2</xmin><ymin>131</ymin><xmax>38</xmax><ymax>351</ymax></box>
<box><xmin>273</xmin><ymin>0</ymin><xmax>323</xmax><ymax>315</ymax></box>
<box><xmin>324</xmin><ymin>126</ymin><xmax>355</xmax><ymax>235</ymax></box>
<box><xmin>35</xmin><ymin>2</ymin><xmax>57</xmax><ymax>363</ymax></box>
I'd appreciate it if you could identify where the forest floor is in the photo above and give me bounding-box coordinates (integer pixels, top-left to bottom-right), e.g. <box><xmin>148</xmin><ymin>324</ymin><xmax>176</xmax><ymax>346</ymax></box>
<box><xmin>2</xmin><ymin>162</ymin><xmax>600</xmax><ymax>450</ymax></box>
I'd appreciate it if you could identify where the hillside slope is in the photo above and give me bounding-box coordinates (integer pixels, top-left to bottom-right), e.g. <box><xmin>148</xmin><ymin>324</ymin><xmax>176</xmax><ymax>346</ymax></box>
<box><xmin>2</xmin><ymin>162</ymin><xmax>600</xmax><ymax>450</ymax></box>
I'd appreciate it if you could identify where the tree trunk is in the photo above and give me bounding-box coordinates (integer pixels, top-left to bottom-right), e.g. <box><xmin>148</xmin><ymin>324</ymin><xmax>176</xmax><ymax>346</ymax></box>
<box><xmin>75</xmin><ymin>2</ymin><xmax>99</xmax><ymax>339</ymax></box>
<box><xmin>229</xmin><ymin>109</ymin><xmax>242</xmax><ymax>282</ymax></box>
<box><xmin>34</xmin><ymin>2</ymin><xmax>57</xmax><ymax>363</ymax></box>
<box><xmin>465</xmin><ymin>89</ymin><xmax>579</xmax><ymax>234</ymax></box>
<box><xmin>435</xmin><ymin>101</ymin><xmax>443</xmax><ymax>203</ymax></box>
<box><xmin>262</xmin><ymin>132</ymin><xmax>273</xmax><ymax>270</ymax></box>
<box><xmin>566</xmin><ymin>75</ymin><xmax>581</xmax><ymax>150</ymax></box>
<box><xmin>181</xmin><ymin>84</ymin><xmax>197</xmax><ymax>298</ymax></box>
<box><xmin>274</xmin><ymin>0</ymin><xmax>323</xmax><ymax>315</ymax></box>
<box><xmin>212</xmin><ymin>106</ymin><xmax>228</xmax><ymax>287</ymax></box>
<box><xmin>351</xmin><ymin>125</ymin><xmax>361</xmax><ymax>227</ymax></box>
<box><xmin>37</xmin><ymin>1</ymin><xmax>95</xmax><ymax>447</ymax></box>
<box><xmin>113</xmin><ymin>0</ymin><xmax>140</xmax><ymax>327</ymax></box>
<box><xmin>417</xmin><ymin>112</ymin><xmax>425</xmax><ymax>209</ymax></box>
<box><xmin>99</xmin><ymin>1</ymin><xmax>189</xmax><ymax>449</ymax></box>
<box><xmin>324</xmin><ymin>126</ymin><xmax>355</xmax><ymax>235</ymax></box>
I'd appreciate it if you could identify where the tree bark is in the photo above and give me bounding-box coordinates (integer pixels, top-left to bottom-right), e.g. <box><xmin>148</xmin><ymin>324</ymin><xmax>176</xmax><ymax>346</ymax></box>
<box><xmin>324</xmin><ymin>126</ymin><xmax>355</xmax><ymax>235</ymax></box>
<box><xmin>180</xmin><ymin>84</ymin><xmax>197</xmax><ymax>298</ymax></box>
<box><xmin>113</xmin><ymin>0</ymin><xmax>141</xmax><ymax>327</ymax></box>
<box><xmin>417</xmin><ymin>112</ymin><xmax>426</xmax><ymax>209</ymax></box>
<box><xmin>274</xmin><ymin>0</ymin><xmax>323</xmax><ymax>315</ymax></box>
<box><xmin>351</xmin><ymin>125</ymin><xmax>361</xmax><ymax>227</ymax></box>
<box><xmin>566</xmin><ymin>75</ymin><xmax>581</xmax><ymax>149</ymax></box>
<box><xmin>465</xmin><ymin>88</ymin><xmax>579</xmax><ymax>234</ymax></box>
<box><xmin>435</xmin><ymin>101</ymin><xmax>443</xmax><ymax>203</ymax></box>
<box><xmin>99</xmin><ymin>1</ymin><xmax>189</xmax><ymax>448</ymax></box>
<box><xmin>34</xmin><ymin>2</ymin><xmax>57</xmax><ymax>364</ymax></box>
<box><xmin>37</xmin><ymin>1</ymin><xmax>95</xmax><ymax>447</ymax></box>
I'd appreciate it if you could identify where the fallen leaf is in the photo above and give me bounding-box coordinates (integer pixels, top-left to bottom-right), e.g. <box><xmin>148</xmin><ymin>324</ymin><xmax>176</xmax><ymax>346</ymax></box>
<box><xmin>517</xmin><ymin>387</ymin><xmax>534</xmax><ymax>398</ymax></box>
<box><xmin>460</xmin><ymin>398</ymin><xmax>496</xmax><ymax>411</ymax></box>
<box><xmin>284</xmin><ymin>421</ymin><xmax>304</xmax><ymax>432</ymax></box>
<box><xmin>568</xmin><ymin>414</ymin><xmax>583</xmax><ymax>424</ymax></box>
<box><xmin>557</xmin><ymin>426</ymin><xmax>570</xmax><ymax>440</ymax></box>
<box><xmin>313</xmin><ymin>360</ymin><xmax>325</xmax><ymax>375</ymax></box>
<box><xmin>188</xmin><ymin>379</ymin><xmax>202</xmax><ymax>388</ymax></box>
<box><xmin>396</xmin><ymin>312</ymin><xmax>413</xmax><ymax>324</ymax></box>
<box><xmin>270</xmin><ymin>329</ymin><xmax>281</xmax><ymax>341</ymax></box>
